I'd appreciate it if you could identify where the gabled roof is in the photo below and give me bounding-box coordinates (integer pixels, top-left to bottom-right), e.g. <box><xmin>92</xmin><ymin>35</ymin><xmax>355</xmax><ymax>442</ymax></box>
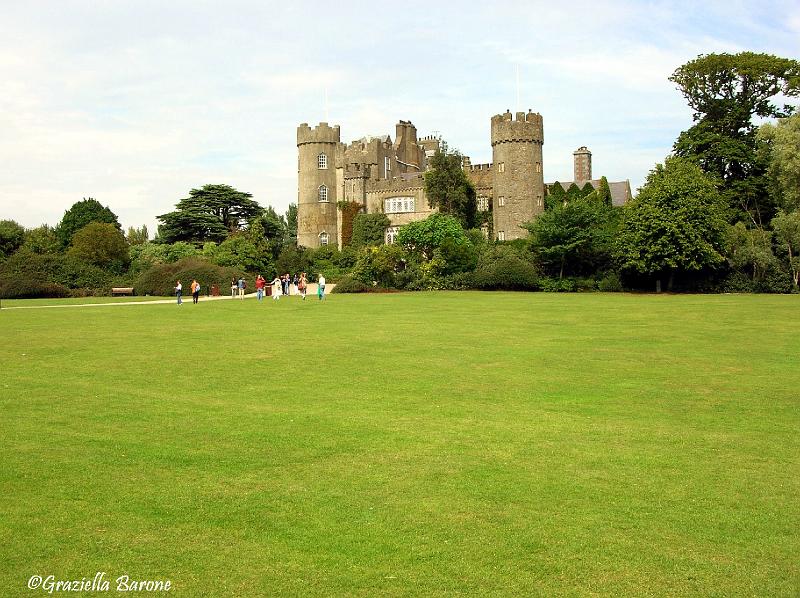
<box><xmin>548</xmin><ymin>179</ymin><xmax>632</xmax><ymax>207</ymax></box>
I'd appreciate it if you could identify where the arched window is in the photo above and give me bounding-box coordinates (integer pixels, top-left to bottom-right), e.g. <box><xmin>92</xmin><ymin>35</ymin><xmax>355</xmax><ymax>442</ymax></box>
<box><xmin>319</xmin><ymin>232</ymin><xmax>329</xmax><ymax>246</ymax></box>
<box><xmin>318</xmin><ymin>153</ymin><xmax>328</xmax><ymax>169</ymax></box>
<box><xmin>318</xmin><ymin>185</ymin><xmax>328</xmax><ymax>202</ymax></box>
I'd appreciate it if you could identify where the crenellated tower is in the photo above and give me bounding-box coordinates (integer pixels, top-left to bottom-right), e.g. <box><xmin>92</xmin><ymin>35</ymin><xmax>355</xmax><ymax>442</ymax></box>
<box><xmin>297</xmin><ymin>122</ymin><xmax>340</xmax><ymax>248</ymax></box>
<box><xmin>490</xmin><ymin>110</ymin><xmax>544</xmax><ymax>240</ymax></box>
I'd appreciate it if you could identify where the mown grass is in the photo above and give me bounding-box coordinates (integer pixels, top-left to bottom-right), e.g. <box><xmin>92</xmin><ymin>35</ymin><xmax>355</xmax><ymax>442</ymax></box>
<box><xmin>1</xmin><ymin>292</ymin><xmax>798</xmax><ymax>596</ymax></box>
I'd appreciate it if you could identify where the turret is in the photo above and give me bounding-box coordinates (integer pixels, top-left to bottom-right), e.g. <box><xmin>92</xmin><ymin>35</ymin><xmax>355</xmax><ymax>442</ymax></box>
<box><xmin>490</xmin><ymin>110</ymin><xmax>544</xmax><ymax>241</ymax></box>
<box><xmin>297</xmin><ymin>122</ymin><xmax>340</xmax><ymax>248</ymax></box>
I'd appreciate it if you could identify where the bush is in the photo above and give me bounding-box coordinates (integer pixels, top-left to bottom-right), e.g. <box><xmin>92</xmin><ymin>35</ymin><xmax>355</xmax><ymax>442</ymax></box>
<box><xmin>136</xmin><ymin>257</ymin><xmax>246</xmax><ymax>296</ymax></box>
<box><xmin>471</xmin><ymin>256</ymin><xmax>538</xmax><ymax>290</ymax></box>
<box><xmin>0</xmin><ymin>252</ymin><xmax>113</xmax><ymax>294</ymax></box>
<box><xmin>539</xmin><ymin>277</ymin><xmax>576</xmax><ymax>292</ymax></box>
<box><xmin>0</xmin><ymin>275</ymin><xmax>71</xmax><ymax>299</ymax></box>
<box><xmin>330</xmin><ymin>275</ymin><xmax>371</xmax><ymax>294</ymax></box>
<box><xmin>598</xmin><ymin>272</ymin><xmax>623</xmax><ymax>292</ymax></box>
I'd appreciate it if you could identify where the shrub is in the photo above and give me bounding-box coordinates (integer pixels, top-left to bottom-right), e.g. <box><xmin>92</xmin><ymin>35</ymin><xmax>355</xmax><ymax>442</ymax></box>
<box><xmin>351</xmin><ymin>213</ymin><xmax>390</xmax><ymax>248</ymax></box>
<box><xmin>471</xmin><ymin>253</ymin><xmax>538</xmax><ymax>290</ymax></box>
<box><xmin>539</xmin><ymin>277</ymin><xmax>576</xmax><ymax>292</ymax></box>
<box><xmin>330</xmin><ymin>275</ymin><xmax>371</xmax><ymax>294</ymax></box>
<box><xmin>0</xmin><ymin>275</ymin><xmax>71</xmax><ymax>299</ymax></box>
<box><xmin>0</xmin><ymin>252</ymin><xmax>113</xmax><ymax>293</ymax></box>
<box><xmin>135</xmin><ymin>257</ymin><xmax>246</xmax><ymax>296</ymax></box>
<box><xmin>598</xmin><ymin>272</ymin><xmax>623</xmax><ymax>292</ymax></box>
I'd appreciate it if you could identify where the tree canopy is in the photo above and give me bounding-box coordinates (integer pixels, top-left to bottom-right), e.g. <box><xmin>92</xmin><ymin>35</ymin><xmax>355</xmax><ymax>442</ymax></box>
<box><xmin>157</xmin><ymin>184</ymin><xmax>262</xmax><ymax>244</ymax></box>
<box><xmin>56</xmin><ymin>198</ymin><xmax>121</xmax><ymax>247</ymax></box>
<box><xmin>423</xmin><ymin>147</ymin><xmax>477</xmax><ymax>229</ymax></box>
<box><xmin>68</xmin><ymin>222</ymin><xmax>130</xmax><ymax>271</ymax></box>
<box><xmin>759</xmin><ymin>113</ymin><xmax>800</xmax><ymax>211</ymax></box>
<box><xmin>671</xmin><ymin>52</ymin><xmax>800</xmax><ymax>226</ymax></box>
<box><xmin>614</xmin><ymin>157</ymin><xmax>728</xmax><ymax>290</ymax></box>
<box><xmin>0</xmin><ymin>220</ymin><xmax>25</xmax><ymax>260</ymax></box>
<box><xmin>396</xmin><ymin>213</ymin><xmax>469</xmax><ymax>261</ymax></box>
<box><xmin>351</xmin><ymin>213</ymin><xmax>390</xmax><ymax>249</ymax></box>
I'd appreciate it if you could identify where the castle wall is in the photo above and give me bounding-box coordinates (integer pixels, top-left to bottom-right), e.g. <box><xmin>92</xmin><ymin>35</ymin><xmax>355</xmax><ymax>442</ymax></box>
<box><xmin>366</xmin><ymin>176</ymin><xmax>434</xmax><ymax>230</ymax></box>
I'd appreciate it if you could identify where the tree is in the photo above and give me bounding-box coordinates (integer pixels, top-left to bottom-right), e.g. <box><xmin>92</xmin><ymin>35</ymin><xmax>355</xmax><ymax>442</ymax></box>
<box><xmin>546</xmin><ymin>182</ymin><xmax>567</xmax><ymax>210</ymax></box>
<box><xmin>759</xmin><ymin>113</ymin><xmax>800</xmax><ymax>211</ymax></box>
<box><xmin>614</xmin><ymin>157</ymin><xmax>728</xmax><ymax>291</ymax></box>
<box><xmin>396</xmin><ymin>213</ymin><xmax>470</xmax><ymax>261</ymax></box>
<box><xmin>423</xmin><ymin>147</ymin><xmax>477</xmax><ymax>229</ymax></box>
<box><xmin>157</xmin><ymin>184</ymin><xmax>262</xmax><ymax>243</ymax></box>
<box><xmin>55</xmin><ymin>198</ymin><xmax>120</xmax><ymax>247</ymax></box>
<box><xmin>68</xmin><ymin>222</ymin><xmax>130</xmax><ymax>271</ymax></box>
<box><xmin>771</xmin><ymin>210</ymin><xmax>800</xmax><ymax>289</ymax></box>
<box><xmin>21</xmin><ymin>225</ymin><xmax>60</xmax><ymax>255</ymax></box>
<box><xmin>725</xmin><ymin>222</ymin><xmax>777</xmax><ymax>282</ymax></box>
<box><xmin>596</xmin><ymin>177</ymin><xmax>613</xmax><ymax>207</ymax></box>
<box><xmin>670</xmin><ymin>52</ymin><xmax>800</xmax><ymax>226</ymax></box>
<box><xmin>526</xmin><ymin>197</ymin><xmax>618</xmax><ymax>279</ymax></box>
<box><xmin>351</xmin><ymin>213</ymin><xmax>390</xmax><ymax>248</ymax></box>
<box><xmin>286</xmin><ymin>203</ymin><xmax>298</xmax><ymax>243</ymax></box>
<box><xmin>126</xmin><ymin>225</ymin><xmax>149</xmax><ymax>245</ymax></box>
<box><xmin>0</xmin><ymin>220</ymin><xmax>25</xmax><ymax>260</ymax></box>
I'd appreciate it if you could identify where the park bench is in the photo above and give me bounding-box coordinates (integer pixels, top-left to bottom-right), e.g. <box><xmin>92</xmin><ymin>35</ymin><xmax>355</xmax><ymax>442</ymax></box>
<box><xmin>111</xmin><ymin>287</ymin><xmax>135</xmax><ymax>296</ymax></box>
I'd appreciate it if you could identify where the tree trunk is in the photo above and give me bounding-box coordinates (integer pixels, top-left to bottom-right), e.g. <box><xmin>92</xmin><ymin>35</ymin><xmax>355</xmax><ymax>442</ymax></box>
<box><xmin>559</xmin><ymin>256</ymin><xmax>565</xmax><ymax>280</ymax></box>
<box><xmin>655</xmin><ymin>279</ymin><xmax>662</xmax><ymax>293</ymax></box>
<box><xmin>667</xmin><ymin>269</ymin><xmax>675</xmax><ymax>292</ymax></box>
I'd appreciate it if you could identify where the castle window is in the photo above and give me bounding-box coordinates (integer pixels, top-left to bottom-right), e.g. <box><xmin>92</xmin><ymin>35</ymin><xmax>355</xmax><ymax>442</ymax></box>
<box><xmin>385</xmin><ymin>226</ymin><xmax>399</xmax><ymax>245</ymax></box>
<box><xmin>318</xmin><ymin>153</ymin><xmax>328</xmax><ymax>169</ymax></box>
<box><xmin>319</xmin><ymin>232</ymin><xmax>329</xmax><ymax>246</ymax></box>
<box><xmin>498</xmin><ymin>231</ymin><xmax>505</xmax><ymax>241</ymax></box>
<box><xmin>498</xmin><ymin>196</ymin><xmax>506</xmax><ymax>207</ymax></box>
<box><xmin>477</xmin><ymin>196</ymin><xmax>489</xmax><ymax>211</ymax></box>
<box><xmin>384</xmin><ymin>197</ymin><xmax>414</xmax><ymax>214</ymax></box>
<box><xmin>318</xmin><ymin>185</ymin><xmax>329</xmax><ymax>202</ymax></box>
<box><xmin>384</xmin><ymin>156</ymin><xmax>391</xmax><ymax>178</ymax></box>
<box><xmin>537</xmin><ymin>197</ymin><xmax>542</xmax><ymax>207</ymax></box>
<box><xmin>536</xmin><ymin>162</ymin><xmax>541</xmax><ymax>173</ymax></box>
<box><xmin>498</xmin><ymin>162</ymin><xmax>505</xmax><ymax>173</ymax></box>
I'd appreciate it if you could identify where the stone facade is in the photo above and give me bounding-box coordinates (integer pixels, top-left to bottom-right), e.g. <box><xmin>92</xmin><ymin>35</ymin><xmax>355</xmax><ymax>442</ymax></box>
<box><xmin>297</xmin><ymin>111</ymin><xmax>628</xmax><ymax>248</ymax></box>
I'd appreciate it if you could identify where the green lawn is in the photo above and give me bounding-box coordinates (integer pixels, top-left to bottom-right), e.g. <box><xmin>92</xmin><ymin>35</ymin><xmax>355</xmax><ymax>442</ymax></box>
<box><xmin>1</xmin><ymin>292</ymin><xmax>798</xmax><ymax>596</ymax></box>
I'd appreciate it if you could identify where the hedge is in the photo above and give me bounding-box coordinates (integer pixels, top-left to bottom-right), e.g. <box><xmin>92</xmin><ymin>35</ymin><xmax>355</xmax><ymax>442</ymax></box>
<box><xmin>135</xmin><ymin>257</ymin><xmax>248</xmax><ymax>296</ymax></box>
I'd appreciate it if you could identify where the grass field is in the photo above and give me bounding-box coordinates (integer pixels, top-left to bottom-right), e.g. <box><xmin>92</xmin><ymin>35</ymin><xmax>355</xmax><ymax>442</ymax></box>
<box><xmin>1</xmin><ymin>292</ymin><xmax>798</xmax><ymax>596</ymax></box>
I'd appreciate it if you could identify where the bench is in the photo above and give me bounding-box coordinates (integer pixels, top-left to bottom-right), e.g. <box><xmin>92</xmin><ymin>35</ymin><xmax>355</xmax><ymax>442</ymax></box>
<box><xmin>111</xmin><ymin>287</ymin><xmax>135</xmax><ymax>296</ymax></box>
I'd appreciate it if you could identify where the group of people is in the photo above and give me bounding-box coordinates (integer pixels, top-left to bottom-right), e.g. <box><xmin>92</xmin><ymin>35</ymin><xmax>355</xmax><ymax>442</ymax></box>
<box><xmin>253</xmin><ymin>272</ymin><xmax>326</xmax><ymax>301</ymax></box>
<box><xmin>174</xmin><ymin>279</ymin><xmax>202</xmax><ymax>305</ymax></box>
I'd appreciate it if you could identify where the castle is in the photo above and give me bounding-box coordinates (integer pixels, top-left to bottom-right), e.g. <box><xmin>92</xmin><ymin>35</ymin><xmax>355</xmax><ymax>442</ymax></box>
<box><xmin>296</xmin><ymin>111</ymin><xmax>631</xmax><ymax>248</ymax></box>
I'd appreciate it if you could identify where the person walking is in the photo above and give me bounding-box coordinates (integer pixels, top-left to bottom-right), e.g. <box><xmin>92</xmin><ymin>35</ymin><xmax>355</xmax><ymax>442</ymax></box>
<box><xmin>292</xmin><ymin>273</ymin><xmax>299</xmax><ymax>296</ymax></box>
<box><xmin>282</xmin><ymin>274</ymin><xmax>290</xmax><ymax>297</ymax></box>
<box><xmin>318</xmin><ymin>274</ymin><xmax>326</xmax><ymax>300</ymax></box>
<box><xmin>175</xmin><ymin>280</ymin><xmax>183</xmax><ymax>305</ymax></box>
<box><xmin>271</xmin><ymin>275</ymin><xmax>282</xmax><ymax>300</ymax></box>
<box><xmin>298</xmin><ymin>273</ymin><xmax>307</xmax><ymax>300</ymax></box>
<box><xmin>237</xmin><ymin>277</ymin><xmax>246</xmax><ymax>299</ymax></box>
<box><xmin>256</xmin><ymin>275</ymin><xmax>265</xmax><ymax>301</ymax></box>
<box><xmin>191</xmin><ymin>279</ymin><xmax>200</xmax><ymax>304</ymax></box>
<box><xmin>230</xmin><ymin>277</ymin><xmax>237</xmax><ymax>298</ymax></box>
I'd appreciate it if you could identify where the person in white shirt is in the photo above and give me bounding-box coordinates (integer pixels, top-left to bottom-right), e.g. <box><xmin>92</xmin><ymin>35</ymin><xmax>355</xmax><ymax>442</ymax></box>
<box><xmin>175</xmin><ymin>281</ymin><xmax>182</xmax><ymax>305</ymax></box>
<box><xmin>318</xmin><ymin>275</ymin><xmax>326</xmax><ymax>300</ymax></box>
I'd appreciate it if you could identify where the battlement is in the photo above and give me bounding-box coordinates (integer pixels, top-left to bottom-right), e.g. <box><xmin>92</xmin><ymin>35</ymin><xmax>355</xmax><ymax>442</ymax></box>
<box><xmin>369</xmin><ymin>175</ymin><xmax>424</xmax><ymax>192</ymax></box>
<box><xmin>297</xmin><ymin>122</ymin><xmax>341</xmax><ymax>146</ymax></box>
<box><xmin>490</xmin><ymin>109</ymin><xmax>543</xmax><ymax>146</ymax></box>
<box><xmin>469</xmin><ymin>162</ymin><xmax>493</xmax><ymax>171</ymax></box>
<box><xmin>344</xmin><ymin>162</ymin><xmax>371</xmax><ymax>178</ymax></box>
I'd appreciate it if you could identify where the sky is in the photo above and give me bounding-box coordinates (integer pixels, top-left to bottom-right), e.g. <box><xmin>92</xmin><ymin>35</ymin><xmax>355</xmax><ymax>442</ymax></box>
<box><xmin>1</xmin><ymin>0</ymin><xmax>798</xmax><ymax>234</ymax></box>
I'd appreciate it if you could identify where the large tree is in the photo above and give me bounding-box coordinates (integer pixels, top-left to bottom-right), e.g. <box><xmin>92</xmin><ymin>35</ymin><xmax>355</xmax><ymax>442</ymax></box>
<box><xmin>55</xmin><ymin>198</ymin><xmax>121</xmax><ymax>247</ymax></box>
<box><xmin>0</xmin><ymin>220</ymin><xmax>25</xmax><ymax>260</ymax></box>
<box><xmin>396</xmin><ymin>213</ymin><xmax>470</xmax><ymax>261</ymax></box>
<box><xmin>614</xmin><ymin>157</ymin><xmax>728</xmax><ymax>291</ymax></box>
<box><xmin>771</xmin><ymin>210</ymin><xmax>800</xmax><ymax>289</ymax></box>
<box><xmin>68</xmin><ymin>222</ymin><xmax>130</xmax><ymax>271</ymax></box>
<box><xmin>526</xmin><ymin>197</ymin><xmax>618</xmax><ymax>279</ymax></box>
<box><xmin>423</xmin><ymin>147</ymin><xmax>477</xmax><ymax>229</ymax></box>
<box><xmin>670</xmin><ymin>52</ymin><xmax>800</xmax><ymax>226</ymax></box>
<box><xmin>157</xmin><ymin>184</ymin><xmax>262</xmax><ymax>243</ymax></box>
<box><xmin>758</xmin><ymin>113</ymin><xmax>800</xmax><ymax>211</ymax></box>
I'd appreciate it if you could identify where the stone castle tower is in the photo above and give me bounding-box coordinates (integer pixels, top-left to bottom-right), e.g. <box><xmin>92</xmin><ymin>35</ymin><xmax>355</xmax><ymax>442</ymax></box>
<box><xmin>490</xmin><ymin>110</ymin><xmax>544</xmax><ymax>241</ymax></box>
<box><xmin>297</xmin><ymin>122</ymin><xmax>340</xmax><ymax>248</ymax></box>
<box><xmin>573</xmin><ymin>146</ymin><xmax>592</xmax><ymax>182</ymax></box>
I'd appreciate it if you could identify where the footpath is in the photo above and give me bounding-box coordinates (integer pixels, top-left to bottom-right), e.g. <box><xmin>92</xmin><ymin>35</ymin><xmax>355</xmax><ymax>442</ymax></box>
<box><xmin>2</xmin><ymin>284</ymin><xmax>335</xmax><ymax>310</ymax></box>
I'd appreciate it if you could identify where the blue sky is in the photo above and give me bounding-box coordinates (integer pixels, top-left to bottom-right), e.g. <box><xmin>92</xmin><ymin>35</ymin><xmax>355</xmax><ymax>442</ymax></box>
<box><xmin>1</xmin><ymin>0</ymin><xmax>798</xmax><ymax>234</ymax></box>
